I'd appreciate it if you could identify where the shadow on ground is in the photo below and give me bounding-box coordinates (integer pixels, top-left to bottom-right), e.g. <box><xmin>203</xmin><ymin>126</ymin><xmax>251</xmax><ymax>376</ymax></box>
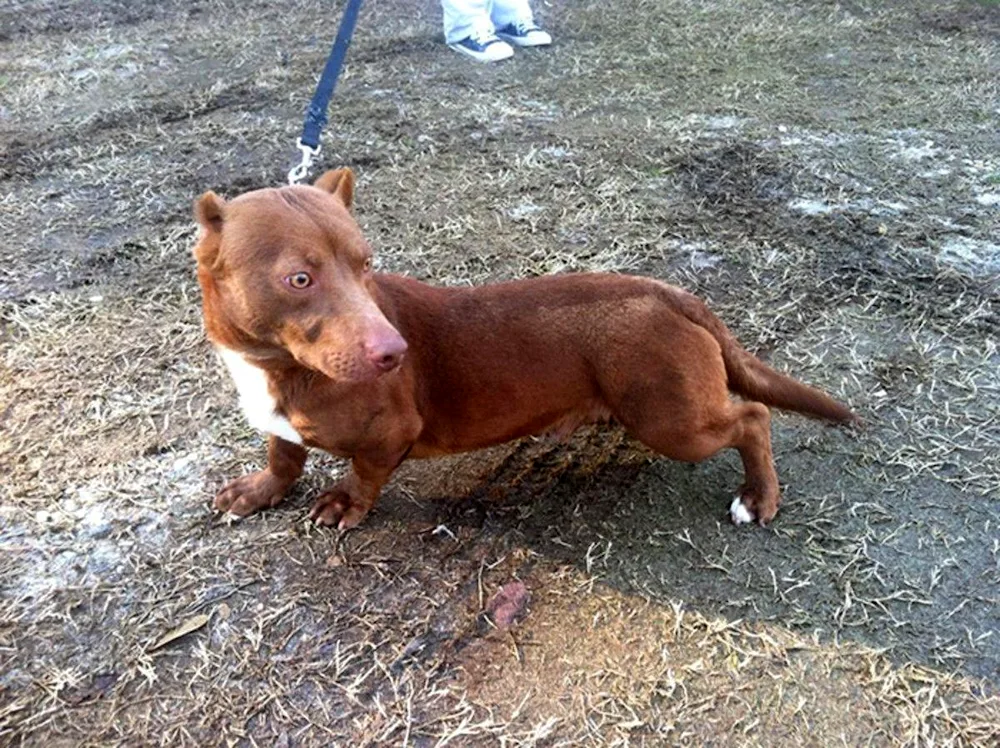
<box><xmin>2</xmin><ymin>0</ymin><xmax>999</xmax><ymax>744</ymax></box>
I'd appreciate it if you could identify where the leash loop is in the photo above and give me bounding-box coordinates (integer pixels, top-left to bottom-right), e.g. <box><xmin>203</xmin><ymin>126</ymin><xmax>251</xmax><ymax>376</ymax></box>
<box><xmin>288</xmin><ymin>139</ymin><xmax>322</xmax><ymax>185</ymax></box>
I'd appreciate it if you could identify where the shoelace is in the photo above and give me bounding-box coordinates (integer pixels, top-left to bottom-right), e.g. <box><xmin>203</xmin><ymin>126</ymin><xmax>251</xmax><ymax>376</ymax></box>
<box><xmin>470</xmin><ymin>22</ymin><xmax>499</xmax><ymax>45</ymax></box>
<box><xmin>512</xmin><ymin>17</ymin><xmax>538</xmax><ymax>34</ymax></box>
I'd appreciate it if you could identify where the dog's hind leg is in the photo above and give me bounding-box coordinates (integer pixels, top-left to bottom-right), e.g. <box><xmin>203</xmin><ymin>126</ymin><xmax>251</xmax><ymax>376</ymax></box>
<box><xmin>607</xmin><ymin>327</ymin><xmax>781</xmax><ymax>525</ymax></box>
<box><xmin>623</xmin><ymin>395</ymin><xmax>780</xmax><ymax>525</ymax></box>
<box><xmin>214</xmin><ymin>435</ymin><xmax>308</xmax><ymax>516</ymax></box>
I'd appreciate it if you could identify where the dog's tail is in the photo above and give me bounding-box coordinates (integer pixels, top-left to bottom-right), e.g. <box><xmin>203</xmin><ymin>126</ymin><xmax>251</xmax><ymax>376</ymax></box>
<box><xmin>663</xmin><ymin>285</ymin><xmax>859</xmax><ymax>424</ymax></box>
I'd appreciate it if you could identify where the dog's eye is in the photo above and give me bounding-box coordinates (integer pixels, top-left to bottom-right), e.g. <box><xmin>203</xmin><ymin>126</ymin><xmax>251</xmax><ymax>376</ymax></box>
<box><xmin>286</xmin><ymin>272</ymin><xmax>312</xmax><ymax>289</ymax></box>
<box><xmin>362</xmin><ymin>257</ymin><xmax>373</xmax><ymax>273</ymax></box>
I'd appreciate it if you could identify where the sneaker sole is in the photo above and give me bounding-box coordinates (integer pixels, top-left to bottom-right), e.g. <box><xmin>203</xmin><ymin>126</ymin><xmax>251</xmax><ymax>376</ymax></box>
<box><xmin>496</xmin><ymin>33</ymin><xmax>552</xmax><ymax>48</ymax></box>
<box><xmin>448</xmin><ymin>42</ymin><xmax>514</xmax><ymax>62</ymax></box>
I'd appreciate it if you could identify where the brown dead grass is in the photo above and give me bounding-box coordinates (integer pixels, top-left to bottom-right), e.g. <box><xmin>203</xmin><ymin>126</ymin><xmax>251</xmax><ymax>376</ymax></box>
<box><xmin>2</xmin><ymin>0</ymin><xmax>999</xmax><ymax>745</ymax></box>
<box><xmin>458</xmin><ymin>568</ymin><xmax>1000</xmax><ymax>745</ymax></box>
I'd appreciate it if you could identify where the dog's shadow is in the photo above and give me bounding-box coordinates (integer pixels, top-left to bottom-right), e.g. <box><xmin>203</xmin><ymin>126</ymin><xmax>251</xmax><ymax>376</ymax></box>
<box><xmin>289</xmin><ymin>422</ymin><xmax>981</xmax><ymax>680</ymax></box>
<box><xmin>384</xmin><ymin>426</ymin><xmax>736</xmax><ymax>565</ymax></box>
<box><xmin>376</xmin><ymin>423</ymin><xmax>890</xmax><ymax>667</ymax></box>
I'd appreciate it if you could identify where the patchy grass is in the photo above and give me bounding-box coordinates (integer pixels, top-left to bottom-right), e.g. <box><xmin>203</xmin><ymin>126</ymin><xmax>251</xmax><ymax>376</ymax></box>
<box><xmin>1</xmin><ymin>0</ymin><xmax>999</xmax><ymax>744</ymax></box>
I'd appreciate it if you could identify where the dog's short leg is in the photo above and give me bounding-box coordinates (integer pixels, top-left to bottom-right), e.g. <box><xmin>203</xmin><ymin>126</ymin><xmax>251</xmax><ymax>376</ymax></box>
<box><xmin>631</xmin><ymin>401</ymin><xmax>781</xmax><ymax>525</ymax></box>
<box><xmin>214</xmin><ymin>435</ymin><xmax>308</xmax><ymax>516</ymax></box>
<box><xmin>627</xmin><ymin>398</ymin><xmax>780</xmax><ymax>526</ymax></box>
<box><xmin>309</xmin><ymin>450</ymin><xmax>404</xmax><ymax>530</ymax></box>
<box><xmin>724</xmin><ymin>402</ymin><xmax>780</xmax><ymax>525</ymax></box>
<box><xmin>612</xmin><ymin>334</ymin><xmax>782</xmax><ymax>526</ymax></box>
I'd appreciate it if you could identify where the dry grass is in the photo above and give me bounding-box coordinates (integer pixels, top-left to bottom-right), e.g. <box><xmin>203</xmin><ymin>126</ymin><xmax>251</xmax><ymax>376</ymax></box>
<box><xmin>458</xmin><ymin>570</ymin><xmax>1000</xmax><ymax>745</ymax></box>
<box><xmin>2</xmin><ymin>0</ymin><xmax>999</xmax><ymax>744</ymax></box>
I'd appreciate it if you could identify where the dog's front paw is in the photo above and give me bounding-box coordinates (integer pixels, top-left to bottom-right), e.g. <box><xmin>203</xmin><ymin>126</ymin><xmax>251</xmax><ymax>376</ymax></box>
<box><xmin>309</xmin><ymin>488</ymin><xmax>372</xmax><ymax>530</ymax></box>
<box><xmin>214</xmin><ymin>471</ymin><xmax>289</xmax><ymax>516</ymax></box>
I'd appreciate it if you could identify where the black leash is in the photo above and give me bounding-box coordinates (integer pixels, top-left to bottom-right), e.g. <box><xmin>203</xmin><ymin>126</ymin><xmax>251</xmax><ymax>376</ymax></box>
<box><xmin>288</xmin><ymin>0</ymin><xmax>365</xmax><ymax>184</ymax></box>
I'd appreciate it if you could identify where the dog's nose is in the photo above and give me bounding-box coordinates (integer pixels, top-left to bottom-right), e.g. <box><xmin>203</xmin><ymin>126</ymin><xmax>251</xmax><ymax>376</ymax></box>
<box><xmin>365</xmin><ymin>331</ymin><xmax>408</xmax><ymax>373</ymax></box>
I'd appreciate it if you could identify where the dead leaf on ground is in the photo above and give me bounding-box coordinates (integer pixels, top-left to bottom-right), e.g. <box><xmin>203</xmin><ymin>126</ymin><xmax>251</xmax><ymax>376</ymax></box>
<box><xmin>148</xmin><ymin>613</ymin><xmax>210</xmax><ymax>652</ymax></box>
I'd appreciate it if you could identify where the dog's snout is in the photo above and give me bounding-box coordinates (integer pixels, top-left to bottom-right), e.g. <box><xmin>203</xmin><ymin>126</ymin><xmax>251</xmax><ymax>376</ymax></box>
<box><xmin>365</xmin><ymin>330</ymin><xmax>408</xmax><ymax>373</ymax></box>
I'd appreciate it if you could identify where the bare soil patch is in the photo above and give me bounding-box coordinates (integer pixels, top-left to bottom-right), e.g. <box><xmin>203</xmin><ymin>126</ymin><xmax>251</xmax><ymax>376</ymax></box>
<box><xmin>2</xmin><ymin>0</ymin><xmax>998</xmax><ymax>745</ymax></box>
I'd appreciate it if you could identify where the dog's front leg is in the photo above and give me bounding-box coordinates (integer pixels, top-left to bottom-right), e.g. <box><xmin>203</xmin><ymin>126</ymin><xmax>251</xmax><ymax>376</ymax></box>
<box><xmin>214</xmin><ymin>435</ymin><xmax>308</xmax><ymax>516</ymax></box>
<box><xmin>309</xmin><ymin>448</ymin><xmax>407</xmax><ymax>530</ymax></box>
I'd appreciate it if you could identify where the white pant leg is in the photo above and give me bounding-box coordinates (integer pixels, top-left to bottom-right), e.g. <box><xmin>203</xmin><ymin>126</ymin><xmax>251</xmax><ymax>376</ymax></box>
<box><xmin>490</xmin><ymin>0</ymin><xmax>533</xmax><ymax>28</ymax></box>
<box><xmin>442</xmin><ymin>0</ymin><xmax>494</xmax><ymax>44</ymax></box>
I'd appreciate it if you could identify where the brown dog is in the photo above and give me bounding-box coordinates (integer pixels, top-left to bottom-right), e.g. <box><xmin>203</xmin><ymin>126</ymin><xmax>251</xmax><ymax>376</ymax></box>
<box><xmin>193</xmin><ymin>168</ymin><xmax>857</xmax><ymax>530</ymax></box>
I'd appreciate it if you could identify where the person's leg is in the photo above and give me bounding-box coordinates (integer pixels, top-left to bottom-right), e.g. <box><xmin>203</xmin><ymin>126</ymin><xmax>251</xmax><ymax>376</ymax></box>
<box><xmin>442</xmin><ymin>0</ymin><xmax>491</xmax><ymax>44</ymax></box>
<box><xmin>489</xmin><ymin>0</ymin><xmax>529</xmax><ymax>29</ymax></box>
<box><xmin>491</xmin><ymin>0</ymin><xmax>552</xmax><ymax>47</ymax></box>
<box><xmin>442</xmin><ymin>0</ymin><xmax>514</xmax><ymax>61</ymax></box>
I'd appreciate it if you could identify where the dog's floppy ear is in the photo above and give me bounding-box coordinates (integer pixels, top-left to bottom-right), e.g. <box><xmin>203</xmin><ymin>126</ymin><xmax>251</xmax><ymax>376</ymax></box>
<box><xmin>193</xmin><ymin>191</ymin><xmax>225</xmax><ymax>266</ymax></box>
<box><xmin>194</xmin><ymin>191</ymin><xmax>225</xmax><ymax>233</ymax></box>
<box><xmin>314</xmin><ymin>168</ymin><xmax>355</xmax><ymax>210</ymax></box>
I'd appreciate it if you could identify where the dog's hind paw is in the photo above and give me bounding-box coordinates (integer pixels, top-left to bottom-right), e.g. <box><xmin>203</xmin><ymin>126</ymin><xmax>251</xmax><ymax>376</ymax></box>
<box><xmin>729</xmin><ymin>496</ymin><xmax>755</xmax><ymax>525</ymax></box>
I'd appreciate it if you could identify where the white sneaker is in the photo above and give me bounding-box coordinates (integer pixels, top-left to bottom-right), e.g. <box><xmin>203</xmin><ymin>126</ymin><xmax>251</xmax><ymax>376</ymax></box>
<box><xmin>495</xmin><ymin>19</ymin><xmax>552</xmax><ymax>47</ymax></box>
<box><xmin>449</xmin><ymin>24</ymin><xmax>514</xmax><ymax>62</ymax></box>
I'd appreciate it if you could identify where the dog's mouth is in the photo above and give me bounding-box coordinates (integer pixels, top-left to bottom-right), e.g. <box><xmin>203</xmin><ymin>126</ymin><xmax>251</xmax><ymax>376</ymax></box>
<box><xmin>291</xmin><ymin>337</ymin><xmax>407</xmax><ymax>383</ymax></box>
<box><xmin>316</xmin><ymin>355</ymin><xmax>404</xmax><ymax>383</ymax></box>
<box><xmin>275</xmin><ymin>311</ymin><xmax>408</xmax><ymax>383</ymax></box>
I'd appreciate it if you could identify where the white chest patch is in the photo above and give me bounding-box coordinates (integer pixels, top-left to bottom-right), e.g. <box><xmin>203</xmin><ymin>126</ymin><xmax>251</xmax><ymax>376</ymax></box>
<box><xmin>216</xmin><ymin>347</ymin><xmax>304</xmax><ymax>445</ymax></box>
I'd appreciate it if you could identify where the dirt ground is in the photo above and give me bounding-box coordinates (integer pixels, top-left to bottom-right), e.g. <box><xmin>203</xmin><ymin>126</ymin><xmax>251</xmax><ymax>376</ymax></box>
<box><xmin>2</xmin><ymin>0</ymin><xmax>999</xmax><ymax>745</ymax></box>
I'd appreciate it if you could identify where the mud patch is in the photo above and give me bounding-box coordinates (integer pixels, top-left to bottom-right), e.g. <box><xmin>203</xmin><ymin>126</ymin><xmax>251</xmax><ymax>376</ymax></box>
<box><xmin>675</xmin><ymin>142</ymin><xmax>792</xmax><ymax>213</ymax></box>
<box><xmin>0</xmin><ymin>0</ymin><xmax>211</xmax><ymax>40</ymax></box>
<box><xmin>3</xmin><ymin>0</ymin><xmax>1000</xmax><ymax>743</ymax></box>
<box><xmin>920</xmin><ymin>3</ymin><xmax>1000</xmax><ymax>39</ymax></box>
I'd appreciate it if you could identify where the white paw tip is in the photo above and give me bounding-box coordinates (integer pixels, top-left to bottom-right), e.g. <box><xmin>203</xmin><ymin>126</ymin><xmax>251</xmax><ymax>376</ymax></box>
<box><xmin>730</xmin><ymin>496</ymin><xmax>755</xmax><ymax>525</ymax></box>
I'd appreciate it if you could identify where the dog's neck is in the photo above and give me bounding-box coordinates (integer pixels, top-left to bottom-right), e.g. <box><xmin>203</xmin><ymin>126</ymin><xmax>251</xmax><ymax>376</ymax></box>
<box><xmin>229</xmin><ymin>343</ymin><xmax>297</xmax><ymax>370</ymax></box>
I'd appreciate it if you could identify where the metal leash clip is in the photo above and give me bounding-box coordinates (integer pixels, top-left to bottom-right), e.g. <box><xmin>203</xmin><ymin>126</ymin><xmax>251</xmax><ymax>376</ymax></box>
<box><xmin>287</xmin><ymin>139</ymin><xmax>321</xmax><ymax>185</ymax></box>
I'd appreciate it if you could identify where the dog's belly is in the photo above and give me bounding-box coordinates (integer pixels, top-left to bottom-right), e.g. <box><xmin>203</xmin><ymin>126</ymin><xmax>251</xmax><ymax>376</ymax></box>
<box><xmin>412</xmin><ymin>398</ymin><xmax>612</xmax><ymax>457</ymax></box>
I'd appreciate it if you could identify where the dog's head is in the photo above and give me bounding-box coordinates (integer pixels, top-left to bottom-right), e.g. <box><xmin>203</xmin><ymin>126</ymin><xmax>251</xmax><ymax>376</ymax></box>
<box><xmin>192</xmin><ymin>168</ymin><xmax>407</xmax><ymax>382</ymax></box>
